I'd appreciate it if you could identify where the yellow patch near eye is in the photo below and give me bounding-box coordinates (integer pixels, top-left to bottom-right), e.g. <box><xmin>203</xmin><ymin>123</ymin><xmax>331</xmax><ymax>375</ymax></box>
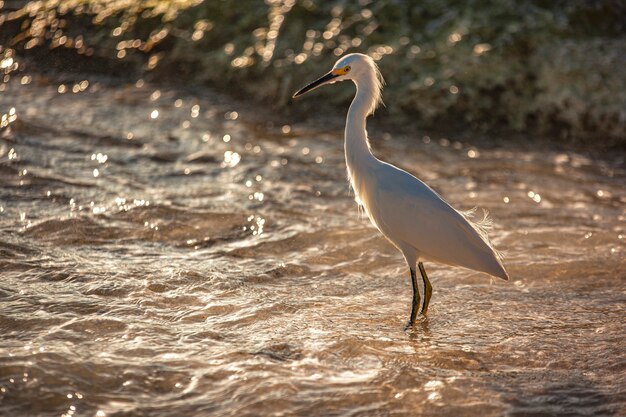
<box><xmin>332</xmin><ymin>66</ymin><xmax>351</xmax><ymax>76</ymax></box>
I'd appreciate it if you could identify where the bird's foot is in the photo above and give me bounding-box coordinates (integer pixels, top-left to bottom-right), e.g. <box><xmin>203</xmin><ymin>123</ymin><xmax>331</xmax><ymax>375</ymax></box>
<box><xmin>404</xmin><ymin>315</ymin><xmax>428</xmax><ymax>331</ymax></box>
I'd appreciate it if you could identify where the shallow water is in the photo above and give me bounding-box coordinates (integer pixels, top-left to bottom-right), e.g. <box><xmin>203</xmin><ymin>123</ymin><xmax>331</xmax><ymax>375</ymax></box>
<box><xmin>0</xmin><ymin>75</ymin><xmax>624</xmax><ymax>417</ymax></box>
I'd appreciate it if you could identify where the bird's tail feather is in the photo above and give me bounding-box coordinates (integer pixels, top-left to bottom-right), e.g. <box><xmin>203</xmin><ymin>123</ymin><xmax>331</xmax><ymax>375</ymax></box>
<box><xmin>457</xmin><ymin>207</ymin><xmax>508</xmax><ymax>279</ymax></box>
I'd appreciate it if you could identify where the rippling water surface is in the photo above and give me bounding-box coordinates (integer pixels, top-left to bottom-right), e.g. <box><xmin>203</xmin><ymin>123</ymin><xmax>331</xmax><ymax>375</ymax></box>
<box><xmin>0</xmin><ymin>75</ymin><xmax>624</xmax><ymax>417</ymax></box>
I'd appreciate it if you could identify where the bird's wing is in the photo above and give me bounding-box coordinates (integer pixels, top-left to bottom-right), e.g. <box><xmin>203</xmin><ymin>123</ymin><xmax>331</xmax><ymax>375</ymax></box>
<box><xmin>369</xmin><ymin>162</ymin><xmax>508</xmax><ymax>279</ymax></box>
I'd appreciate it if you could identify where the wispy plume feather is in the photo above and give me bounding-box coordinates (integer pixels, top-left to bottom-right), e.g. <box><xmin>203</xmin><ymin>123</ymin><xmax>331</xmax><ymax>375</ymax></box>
<box><xmin>364</xmin><ymin>55</ymin><xmax>385</xmax><ymax>116</ymax></box>
<box><xmin>458</xmin><ymin>207</ymin><xmax>505</xmax><ymax>261</ymax></box>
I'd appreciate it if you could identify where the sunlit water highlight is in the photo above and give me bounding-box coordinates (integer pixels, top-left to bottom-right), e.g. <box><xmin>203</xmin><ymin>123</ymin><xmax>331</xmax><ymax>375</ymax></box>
<box><xmin>0</xmin><ymin>75</ymin><xmax>624</xmax><ymax>417</ymax></box>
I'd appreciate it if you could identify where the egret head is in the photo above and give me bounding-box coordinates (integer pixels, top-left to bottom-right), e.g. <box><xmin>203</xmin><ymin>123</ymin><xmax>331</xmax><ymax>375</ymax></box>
<box><xmin>292</xmin><ymin>53</ymin><xmax>384</xmax><ymax>114</ymax></box>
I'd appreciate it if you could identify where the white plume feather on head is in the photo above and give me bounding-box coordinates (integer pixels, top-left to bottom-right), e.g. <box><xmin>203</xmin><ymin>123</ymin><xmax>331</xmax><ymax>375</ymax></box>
<box><xmin>363</xmin><ymin>55</ymin><xmax>385</xmax><ymax>116</ymax></box>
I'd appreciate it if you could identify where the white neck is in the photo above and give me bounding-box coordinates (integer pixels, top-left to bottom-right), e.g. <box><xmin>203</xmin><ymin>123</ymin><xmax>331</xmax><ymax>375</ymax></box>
<box><xmin>344</xmin><ymin>77</ymin><xmax>377</xmax><ymax>171</ymax></box>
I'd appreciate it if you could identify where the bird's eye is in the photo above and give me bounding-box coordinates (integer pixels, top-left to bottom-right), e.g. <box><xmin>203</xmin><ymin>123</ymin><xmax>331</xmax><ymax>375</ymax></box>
<box><xmin>345</xmin><ymin>66</ymin><xmax>351</xmax><ymax>73</ymax></box>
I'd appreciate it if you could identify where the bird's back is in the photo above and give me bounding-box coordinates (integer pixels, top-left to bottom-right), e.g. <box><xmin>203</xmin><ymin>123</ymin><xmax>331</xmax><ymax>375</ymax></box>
<box><xmin>357</xmin><ymin>160</ymin><xmax>508</xmax><ymax>280</ymax></box>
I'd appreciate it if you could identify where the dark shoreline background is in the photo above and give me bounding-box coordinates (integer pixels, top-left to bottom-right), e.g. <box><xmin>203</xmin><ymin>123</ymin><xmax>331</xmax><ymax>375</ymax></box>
<box><xmin>2</xmin><ymin>0</ymin><xmax>625</xmax><ymax>146</ymax></box>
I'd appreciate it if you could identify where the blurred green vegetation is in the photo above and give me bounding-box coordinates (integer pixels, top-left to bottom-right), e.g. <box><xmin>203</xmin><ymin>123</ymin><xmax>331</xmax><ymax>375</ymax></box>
<box><xmin>2</xmin><ymin>0</ymin><xmax>625</xmax><ymax>144</ymax></box>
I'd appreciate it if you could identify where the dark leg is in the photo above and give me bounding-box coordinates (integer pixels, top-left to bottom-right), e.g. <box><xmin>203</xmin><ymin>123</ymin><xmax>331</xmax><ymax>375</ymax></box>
<box><xmin>406</xmin><ymin>268</ymin><xmax>421</xmax><ymax>328</ymax></box>
<box><xmin>418</xmin><ymin>262</ymin><xmax>433</xmax><ymax>316</ymax></box>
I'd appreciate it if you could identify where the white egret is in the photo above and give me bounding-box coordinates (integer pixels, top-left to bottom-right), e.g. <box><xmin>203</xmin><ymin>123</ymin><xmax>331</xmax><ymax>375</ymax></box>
<box><xmin>293</xmin><ymin>53</ymin><xmax>508</xmax><ymax>327</ymax></box>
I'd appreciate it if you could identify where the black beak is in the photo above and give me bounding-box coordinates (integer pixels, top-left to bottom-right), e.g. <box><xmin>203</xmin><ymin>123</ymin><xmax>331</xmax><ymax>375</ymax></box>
<box><xmin>292</xmin><ymin>72</ymin><xmax>338</xmax><ymax>98</ymax></box>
